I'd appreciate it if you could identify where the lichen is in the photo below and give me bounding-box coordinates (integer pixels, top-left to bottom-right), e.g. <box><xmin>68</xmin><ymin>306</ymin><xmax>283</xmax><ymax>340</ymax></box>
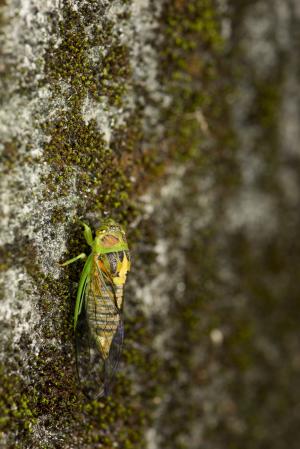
<box><xmin>1</xmin><ymin>0</ymin><xmax>300</xmax><ymax>448</ymax></box>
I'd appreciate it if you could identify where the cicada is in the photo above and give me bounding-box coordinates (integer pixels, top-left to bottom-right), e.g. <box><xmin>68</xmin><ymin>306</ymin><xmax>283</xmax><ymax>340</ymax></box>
<box><xmin>61</xmin><ymin>219</ymin><xmax>130</xmax><ymax>398</ymax></box>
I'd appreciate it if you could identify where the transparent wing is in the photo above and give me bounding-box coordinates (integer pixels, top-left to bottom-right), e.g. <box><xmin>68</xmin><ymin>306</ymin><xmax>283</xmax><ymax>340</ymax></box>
<box><xmin>75</xmin><ymin>280</ymin><xmax>106</xmax><ymax>399</ymax></box>
<box><xmin>75</xmin><ymin>255</ymin><xmax>124</xmax><ymax>399</ymax></box>
<box><xmin>104</xmin><ymin>319</ymin><xmax>124</xmax><ymax>396</ymax></box>
<box><xmin>94</xmin><ymin>259</ymin><xmax>124</xmax><ymax>395</ymax></box>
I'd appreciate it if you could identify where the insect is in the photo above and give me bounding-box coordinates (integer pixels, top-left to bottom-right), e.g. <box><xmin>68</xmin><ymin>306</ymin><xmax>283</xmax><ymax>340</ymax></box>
<box><xmin>61</xmin><ymin>219</ymin><xmax>130</xmax><ymax>398</ymax></box>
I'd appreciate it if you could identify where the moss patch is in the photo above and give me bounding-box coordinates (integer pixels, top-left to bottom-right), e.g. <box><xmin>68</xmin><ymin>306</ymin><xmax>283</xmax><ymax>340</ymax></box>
<box><xmin>0</xmin><ymin>0</ymin><xmax>235</xmax><ymax>447</ymax></box>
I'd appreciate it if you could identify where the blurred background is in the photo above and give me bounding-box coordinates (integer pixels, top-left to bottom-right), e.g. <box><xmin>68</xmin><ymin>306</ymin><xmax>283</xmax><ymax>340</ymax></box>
<box><xmin>0</xmin><ymin>1</ymin><xmax>299</xmax><ymax>448</ymax></box>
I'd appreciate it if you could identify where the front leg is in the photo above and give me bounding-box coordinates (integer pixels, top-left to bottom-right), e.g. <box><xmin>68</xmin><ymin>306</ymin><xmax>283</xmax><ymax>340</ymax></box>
<box><xmin>60</xmin><ymin>253</ymin><xmax>87</xmax><ymax>266</ymax></box>
<box><xmin>78</xmin><ymin>220</ymin><xmax>94</xmax><ymax>246</ymax></box>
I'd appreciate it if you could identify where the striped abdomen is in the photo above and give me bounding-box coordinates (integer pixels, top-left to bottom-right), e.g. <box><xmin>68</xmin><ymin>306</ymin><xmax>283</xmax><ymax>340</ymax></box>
<box><xmin>86</xmin><ymin>292</ymin><xmax>120</xmax><ymax>359</ymax></box>
<box><xmin>86</xmin><ymin>256</ymin><xmax>125</xmax><ymax>359</ymax></box>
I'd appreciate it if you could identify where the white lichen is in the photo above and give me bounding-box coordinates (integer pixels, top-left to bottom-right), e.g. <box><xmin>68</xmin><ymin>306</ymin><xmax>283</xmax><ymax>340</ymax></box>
<box><xmin>0</xmin><ymin>0</ymin><xmax>75</xmax><ymax>371</ymax></box>
<box><xmin>82</xmin><ymin>0</ymin><xmax>171</xmax><ymax>139</ymax></box>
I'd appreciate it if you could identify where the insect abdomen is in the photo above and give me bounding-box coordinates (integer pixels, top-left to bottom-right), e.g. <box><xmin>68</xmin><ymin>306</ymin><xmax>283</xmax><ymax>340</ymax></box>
<box><xmin>114</xmin><ymin>285</ymin><xmax>124</xmax><ymax>310</ymax></box>
<box><xmin>86</xmin><ymin>287</ymin><xmax>121</xmax><ymax>359</ymax></box>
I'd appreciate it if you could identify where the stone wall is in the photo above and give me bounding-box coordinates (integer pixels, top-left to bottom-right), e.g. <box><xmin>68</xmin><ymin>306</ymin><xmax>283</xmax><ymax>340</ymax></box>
<box><xmin>0</xmin><ymin>1</ymin><xmax>299</xmax><ymax>448</ymax></box>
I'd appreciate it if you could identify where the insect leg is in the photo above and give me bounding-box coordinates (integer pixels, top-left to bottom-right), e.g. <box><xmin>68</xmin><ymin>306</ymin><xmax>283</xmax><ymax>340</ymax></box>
<box><xmin>60</xmin><ymin>253</ymin><xmax>87</xmax><ymax>266</ymax></box>
<box><xmin>74</xmin><ymin>254</ymin><xmax>93</xmax><ymax>330</ymax></box>
<box><xmin>78</xmin><ymin>221</ymin><xmax>94</xmax><ymax>246</ymax></box>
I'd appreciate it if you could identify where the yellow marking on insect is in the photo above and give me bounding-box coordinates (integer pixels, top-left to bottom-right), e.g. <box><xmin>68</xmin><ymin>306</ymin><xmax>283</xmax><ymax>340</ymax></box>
<box><xmin>98</xmin><ymin>334</ymin><xmax>114</xmax><ymax>359</ymax></box>
<box><xmin>113</xmin><ymin>253</ymin><xmax>130</xmax><ymax>286</ymax></box>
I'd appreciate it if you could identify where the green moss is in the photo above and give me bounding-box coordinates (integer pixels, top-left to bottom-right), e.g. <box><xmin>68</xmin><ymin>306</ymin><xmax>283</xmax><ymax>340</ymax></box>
<box><xmin>0</xmin><ymin>0</ymin><xmax>235</xmax><ymax>447</ymax></box>
<box><xmin>254</xmin><ymin>81</ymin><xmax>281</xmax><ymax>130</ymax></box>
<box><xmin>42</xmin><ymin>3</ymin><xmax>132</xmax><ymax>221</ymax></box>
<box><xmin>157</xmin><ymin>0</ymin><xmax>234</xmax><ymax>170</ymax></box>
<box><xmin>0</xmin><ymin>364</ymin><xmax>38</xmax><ymax>439</ymax></box>
<box><xmin>1</xmin><ymin>141</ymin><xmax>19</xmax><ymax>173</ymax></box>
<box><xmin>28</xmin><ymin>1</ymin><xmax>300</xmax><ymax>448</ymax></box>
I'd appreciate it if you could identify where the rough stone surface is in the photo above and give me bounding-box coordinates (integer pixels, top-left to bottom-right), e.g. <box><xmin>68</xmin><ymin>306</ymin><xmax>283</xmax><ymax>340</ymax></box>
<box><xmin>0</xmin><ymin>0</ymin><xmax>299</xmax><ymax>448</ymax></box>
